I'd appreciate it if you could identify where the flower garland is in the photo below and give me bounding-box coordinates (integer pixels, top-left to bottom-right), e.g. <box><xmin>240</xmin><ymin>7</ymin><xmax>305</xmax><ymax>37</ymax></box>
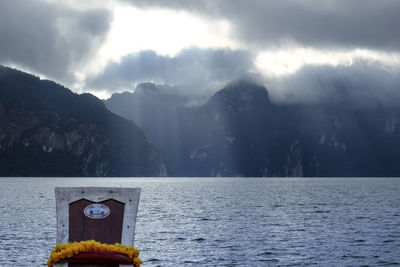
<box><xmin>47</xmin><ymin>240</ymin><xmax>141</xmax><ymax>267</ymax></box>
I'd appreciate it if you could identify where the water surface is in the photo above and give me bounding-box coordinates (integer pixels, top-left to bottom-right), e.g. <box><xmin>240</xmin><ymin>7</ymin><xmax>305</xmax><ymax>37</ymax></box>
<box><xmin>0</xmin><ymin>178</ymin><xmax>399</xmax><ymax>266</ymax></box>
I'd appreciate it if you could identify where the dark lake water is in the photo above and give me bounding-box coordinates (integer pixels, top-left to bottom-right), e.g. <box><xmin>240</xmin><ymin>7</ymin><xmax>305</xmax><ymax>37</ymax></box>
<box><xmin>0</xmin><ymin>178</ymin><xmax>399</xmax><ymax>266</ymax></box>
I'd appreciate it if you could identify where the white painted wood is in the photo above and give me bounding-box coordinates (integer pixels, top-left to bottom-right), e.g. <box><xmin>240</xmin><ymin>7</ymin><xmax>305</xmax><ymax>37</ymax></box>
<box><xmin>54</xmin><ymin>187</ymin><xmax>141</xmax><ymax>267</ymax></box>
<box><xmin>54</xmin><ymin>261</ymin><xmax>67</xmax><ymax>267</ymax></box>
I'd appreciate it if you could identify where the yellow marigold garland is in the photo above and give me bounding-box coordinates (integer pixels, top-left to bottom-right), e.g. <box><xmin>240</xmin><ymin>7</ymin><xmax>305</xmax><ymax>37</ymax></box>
<box><xmin>47</xmin><ymin>240</ymin><xmax>141</xmax><ymax>267</ymax></box>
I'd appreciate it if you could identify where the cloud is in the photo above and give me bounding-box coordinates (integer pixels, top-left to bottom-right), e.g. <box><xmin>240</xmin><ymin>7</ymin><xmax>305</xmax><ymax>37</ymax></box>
<box><xmin>2</xmin><ymin>0</ymin><xmax>399</xmax><ymax>106</ymax></box>
<box><xmin>122</xmin><ymin>0</ymin><xmax>400</xmax><ymax>51</ymax></box>
<box><xmin>116</xmin><ymin>1</ymin><xmax>400</xmax><ymax>107</ymax></box>
<box><xmin>86</xmin><ymin>48</ymin><xmax>254</xmax><ymax>95</ymax></box>
<box><xmin>0</xmin><ymin>0</ymin><xmax>111</xmax><ymax>84</ymax></box>
<box><xmin>267</xmin><ymin>60</ymin><xmax>400</xmax><ymax>108</ymax></box>
<box><xmin>255</xmin><ymin>48</ymin><xmax>400</xmax><ymax>77</ymax></box>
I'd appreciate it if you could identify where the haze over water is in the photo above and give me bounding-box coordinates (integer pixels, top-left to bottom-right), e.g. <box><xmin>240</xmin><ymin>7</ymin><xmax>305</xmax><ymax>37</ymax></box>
<box><xmin>1</xmin><ymin>178</ymin><xmax>399</xmax><ymax>266</ymax></box>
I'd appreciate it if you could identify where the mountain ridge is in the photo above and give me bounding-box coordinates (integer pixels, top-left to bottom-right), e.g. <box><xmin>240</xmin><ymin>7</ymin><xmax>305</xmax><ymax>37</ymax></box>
<box><xmin>106</xmin><ymin>80</ymin><xmax>400</xmax><ymax>176</ymax></box>
<box><xmin>0</xmin><ymin>65</ymin><xmax>168</xmax><ymax>176</ymax></box>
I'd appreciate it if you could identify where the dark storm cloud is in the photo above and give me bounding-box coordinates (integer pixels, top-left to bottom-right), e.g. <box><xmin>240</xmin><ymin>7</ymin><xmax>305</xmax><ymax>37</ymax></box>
<box><xmin>122</xmin><ymin>0</ymin><xmax>400</xmax><ymax>51</ymax></box>
<box><xmin>87</xmin><ymin>48</ymin><xmax>254</xmax><ymax>94</ymax></box>
<box><xmin>268</xmin><ymin>60</ymin><xmax>400</xmax><ymax>108</ymax></box>
<box><xmin>0</xmin><ymin>0</ymin><xmax>111</xmax><ymax>83</ymax></box>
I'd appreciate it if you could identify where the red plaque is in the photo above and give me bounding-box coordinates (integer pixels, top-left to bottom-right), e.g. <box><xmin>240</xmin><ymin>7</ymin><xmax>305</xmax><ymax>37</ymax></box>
<box><xmin>69</xmin><ymin>199</ymin><xmax>125</xmax><ymax>267</ymax></box>
<box><xmin>69</xmin><ymin>251</ymin><xmax>132</xmax><ymax>264</ymax></box>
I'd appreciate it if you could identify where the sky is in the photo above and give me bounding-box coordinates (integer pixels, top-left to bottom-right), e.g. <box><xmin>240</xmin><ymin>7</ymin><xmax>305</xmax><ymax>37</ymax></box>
<box><xmin>1</xmin><ymin>0</ymin><xmax>400</xmax><ymax>102</ymax></box>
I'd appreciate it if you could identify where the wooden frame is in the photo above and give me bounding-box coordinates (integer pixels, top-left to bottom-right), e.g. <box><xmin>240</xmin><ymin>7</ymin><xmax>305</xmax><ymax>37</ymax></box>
<box><xmin>54</xmin><ymin>187</ymin><xmax>141</xmax><ymax>267</ymax></box>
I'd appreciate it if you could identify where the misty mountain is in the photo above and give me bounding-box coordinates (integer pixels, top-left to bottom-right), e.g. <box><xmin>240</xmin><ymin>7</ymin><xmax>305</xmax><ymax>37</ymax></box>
<box><xmin>106</xmin><ymin>81</ymin><xmax>400</xmax><ymax>176</ymax></box>
<box><xmin>0</xmin><ymin>66</ymin><xmax>168</xmax><ymax>176</ymax></box>
<box><xmin>105</xmin><ymin>83</ymin><xmax>194</xmax><ymax>175</ymax></box>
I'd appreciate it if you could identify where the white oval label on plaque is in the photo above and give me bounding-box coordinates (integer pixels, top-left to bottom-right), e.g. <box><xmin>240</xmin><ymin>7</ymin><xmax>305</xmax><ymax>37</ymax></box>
<box><xmin>84</xmin><ymin>203</ymin><xmax>110</xmax><ymax>219</ymax></box>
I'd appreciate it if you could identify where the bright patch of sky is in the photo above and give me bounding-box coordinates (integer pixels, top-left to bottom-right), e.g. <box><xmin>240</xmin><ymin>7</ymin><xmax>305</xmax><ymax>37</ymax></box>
<box><xmin>92</xmin><ymin>4</ymin><xmax>239</xmax><ymax>73</ymax></box>
<box><xmin>256</xmin><ymin>48</ymin><xmax>400</xmax><ymax>77</ymax></box>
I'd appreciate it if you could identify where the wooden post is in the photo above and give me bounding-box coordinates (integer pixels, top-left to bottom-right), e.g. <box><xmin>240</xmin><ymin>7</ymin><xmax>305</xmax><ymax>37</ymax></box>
<box><xmin>54</xmin><ymin>187</ymin><xmax>141</xmax><ymax>267</ymax></box>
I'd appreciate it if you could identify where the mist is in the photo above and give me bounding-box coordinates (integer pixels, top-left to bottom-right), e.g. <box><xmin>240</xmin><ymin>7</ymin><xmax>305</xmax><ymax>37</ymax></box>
<box><xmin>86</xmin><ymin>48</ymin><xmax>254</xmax><ymax>98</ymax></box>
<box><xmin>267</xmin><ymin>60</ymin><xmax>400</xmax><ymax>108</ymax></box>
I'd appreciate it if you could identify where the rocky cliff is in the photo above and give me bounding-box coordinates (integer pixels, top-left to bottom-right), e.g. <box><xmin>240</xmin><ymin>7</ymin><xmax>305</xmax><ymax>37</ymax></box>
<box><xmin>0</xmin><ymin>66</ymin><xmax>168</xmax><ymax>176</ymax></box>
<box><xmin>106</xmin><ymin>81</ymin><xmax>400</xmax><ymax>177</ymax></box>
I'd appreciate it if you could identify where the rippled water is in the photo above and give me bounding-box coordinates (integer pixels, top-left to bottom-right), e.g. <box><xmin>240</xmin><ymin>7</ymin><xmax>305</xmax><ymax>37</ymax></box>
<box><xmin>0</xmin><ymin>178</ymin><xmax>400</xmax><ymax>266</ymax></box>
